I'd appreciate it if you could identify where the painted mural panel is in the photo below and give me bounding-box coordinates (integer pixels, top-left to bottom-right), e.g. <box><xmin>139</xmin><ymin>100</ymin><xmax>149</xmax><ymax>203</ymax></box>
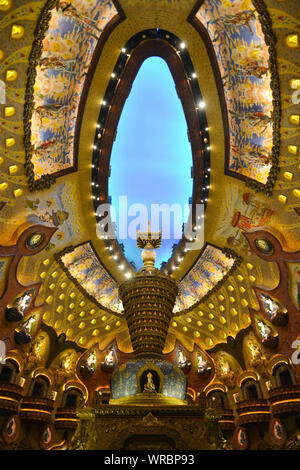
<box><xmin>173</xmin><ymin>244</ymin><xmax>235</xmax><ymax>313</ymax></box>
<box><xmin>196</xmin><ymin>0</ymin><xmax>275</xmax><ymax>185</ymax></box>
<box><xmin>25</xmin><ymin>181</ymin><xmax>81</xmax><ymax>250</ymax></box>
<box><xmin>212</xmin><ymin>184</ymin><xmax>276</xmax><ymax>255</ymax></box>
<box><xmin>30</xmin><ymin>0</ymin><xmax>117</xmax><ymax>179</ymax></box>
<box><xmin>60</xmin><ymin>242</ymin><xmax>123</xmax><ymax>313</ymax></box>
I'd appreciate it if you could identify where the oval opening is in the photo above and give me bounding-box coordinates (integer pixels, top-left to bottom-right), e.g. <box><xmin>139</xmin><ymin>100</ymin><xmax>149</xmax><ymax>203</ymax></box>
<box><xmin>109</xmin><ymin>56</ymin><xmax>193</xmax><ymax>269</ymax></box>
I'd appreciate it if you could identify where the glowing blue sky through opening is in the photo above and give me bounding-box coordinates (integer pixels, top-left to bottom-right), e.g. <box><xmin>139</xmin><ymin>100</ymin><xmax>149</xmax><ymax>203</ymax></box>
<box><xmin>109</xmin><ymin>56</ymin><xmax>193</xmax><ymax>269</ymax></box>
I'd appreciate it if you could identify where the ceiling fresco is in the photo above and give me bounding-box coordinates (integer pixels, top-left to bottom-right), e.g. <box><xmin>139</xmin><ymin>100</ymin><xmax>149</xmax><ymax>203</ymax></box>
<box><xmin>173</xmin><ymin>244</ymin><xmax>237</xmax><ymax>313</ymax></box>
<box><xmin>0</xmin><ymin>0</ymin><xmax>299</xmax><ymax>361</ymax></box>
<box><xmin>196</xmin><ymin>0</ymin><xmax>279</xmax><ymax>191</ymax></box>
<box><xmin>59</xmin><ymin>242</ymin><xmax>123</xmax><ymax>314</ymax></box>
<box><xmin>26</xmin><ymin>0</ymin><xmax>118</xmax><ymax>188</ymax></box>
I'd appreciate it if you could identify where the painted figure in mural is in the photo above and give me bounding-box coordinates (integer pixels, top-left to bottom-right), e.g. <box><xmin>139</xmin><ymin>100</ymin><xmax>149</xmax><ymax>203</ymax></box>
<box><xmin>248</xmin><ymin>147</ymin><xmax>271</xmax><ymax>165</ymax></box>
<box><xmin>223</xmin><ymin>61</ymin><xmax>269</xmax><ymax>85</ymax></box>
<box><xmin>25</xmin><ymin>198</ymin><xmax>40</xmax><ymax>211</ymax></box>
<box><xmin>33</xmin><ymin>139</ymin><xmax>57</xmax><ymax>155</ymax></box>
<box><xmin>38</xmin><ymin>209</ymin><xmax>69</xmax><ymax>227</ymax></box>
<box><xmin>229</xmin><ymin>110</ymin><xmax>272</xmax><ymax>133</ymax></box>
<box><xmin>39</xmin><ymin>57</ymin><xmax>88</xmax><ymax>80</ymax></box>
<box><xmin>208</xmin><ymin>10</ymin><xmax>256</xmax><ymax>42</ymax></box>
<box><xmin>231</xmin><ymin>145</ymin><xmax>271</xmax><ymax>168</ymax></box>
<box><xmin>56</xmin><ymin>1</ymin><xmax>103</xmax><ymax>39</ymax></box>
<box><xmin>257</xmin><ymin>319</ymin><xmax>272</xmax><ymax>341</ymax></box>
<box><xmin>144</xmin><ymin>372</ymin><xmax>156</xmax><ymax>392</ymax></box>
<box><xmin>34</xmin><ymin>104</ymin><xmax>76</xmax><ymax>126</ymax></box>
<box><xmin>39</xmin><ymin>57</ymin><xmax>77</xmax><ymax>72</ymax></box>
<box><xmin>217</xmin><ymin>353</ymin><xmax>231</xmax><ymax>375</ymax></box>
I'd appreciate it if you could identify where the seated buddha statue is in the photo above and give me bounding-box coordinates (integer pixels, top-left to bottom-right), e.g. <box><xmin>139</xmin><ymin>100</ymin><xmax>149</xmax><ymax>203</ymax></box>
<box><xmin>143</xmin><ymin>372</ymin><xmax>156</xmax><ymax>393</ymax></box>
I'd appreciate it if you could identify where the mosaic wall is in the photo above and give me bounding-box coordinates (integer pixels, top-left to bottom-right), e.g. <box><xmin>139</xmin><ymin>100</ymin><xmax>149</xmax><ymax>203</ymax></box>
<box><xmin>173</xmin><ymin>244</ymin><xmax>235</xmax><ymax>313</ymax></box>
<box><xmin>28</xmin><ymin>0</ymin><xmax>117</xmax><ymax>180</ymax></box>
<box><xmin>60</xmin><ymin>242</ymin><xmax>123</xmax><ymax>313</ymax></box>
<box><xmin>196</xmin><ymin>0</ymin><xmax>277</xmax><ymax>186</ymax></box>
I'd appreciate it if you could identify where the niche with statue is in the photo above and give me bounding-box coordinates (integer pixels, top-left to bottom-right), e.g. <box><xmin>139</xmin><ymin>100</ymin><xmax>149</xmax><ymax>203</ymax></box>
<box><xmin>140</xmin><ymin>369</ymin><xmax>160</xmax><ymax>393</ymax></box>
<box><xmin>195</xmin><ymin>348</ymin><xmax>212</xmax><ymax>378</ymax></box>
<box><xmin>101</xmin><ymin>346</ymin><xmax>117</xmax><ymax>372</ymax></box>
<box><xmin>174</xmin><ymin>346</ymin><xmax>191</xmax><ymax>374</ymax></box>
<box><xmin>14</xmin><ymin>312</ymin><xmax>40</xmax><ymax>345</ymax></box>
<box><xmin>79</xmin><ymin>347</ymin><xmax>97</xmax><ymax>379</ymax></box>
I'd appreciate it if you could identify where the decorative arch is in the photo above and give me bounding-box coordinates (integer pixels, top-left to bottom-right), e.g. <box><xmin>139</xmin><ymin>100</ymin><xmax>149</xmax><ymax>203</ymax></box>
<box><xmin>32</xmin><ymin>368</ymin><xmax>54</xmax><ymax>387</ymax></box>
<box><xmin>63</xmin><ymin>379</ymin><xmax>88</xmax><ymax>402</ymax></box>
<box><xmin>268</xmin><ymin>355</ymin><xmax>292</xmax><ymax>376</ymax></box>
<box><xmin>238</xmin><ymin>370</ymin><xmax>260</xmax><ymax>388</ymax></box>
<box><xmin>204</xmin><ymin>382</ymin><xmax>227</xmax><ymax>395</ymax></box>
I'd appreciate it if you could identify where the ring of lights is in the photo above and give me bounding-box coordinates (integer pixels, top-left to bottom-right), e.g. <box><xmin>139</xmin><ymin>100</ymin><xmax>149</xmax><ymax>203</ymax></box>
<box><xmin>92</xmin><ymin>30</ymin><xmax>211</xmax><ymax>273</ymax></box>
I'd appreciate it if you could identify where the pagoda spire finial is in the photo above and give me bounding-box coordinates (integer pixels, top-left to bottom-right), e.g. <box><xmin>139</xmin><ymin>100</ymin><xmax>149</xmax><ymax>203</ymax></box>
<box><xmin>136</xmin><ymin>220</ymin><xmax>161</xmax><ymax>270</ymax></box>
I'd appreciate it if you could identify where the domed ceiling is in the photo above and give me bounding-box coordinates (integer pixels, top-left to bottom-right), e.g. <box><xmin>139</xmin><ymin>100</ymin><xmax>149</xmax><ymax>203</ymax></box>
<box><xmin>0</xmin><ymin>0</ymin><xmax>300</xmax><ymax>360</ymax></box>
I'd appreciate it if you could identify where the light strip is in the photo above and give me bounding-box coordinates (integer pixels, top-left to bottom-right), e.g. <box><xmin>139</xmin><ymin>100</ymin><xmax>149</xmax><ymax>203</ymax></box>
<box><xmin>21</xmin><ymin>408</ymin><xmax>51</xmax><ymax>414</ymax></box>
<box><xmin>239</xmin><ymin>411</ymin><xmax>270</xmax><ymax>417</ymax></box>
<box><xmin>272</xmin><ymin>399</ymin><xmax>300</xmax><ymax>406</ymax></box>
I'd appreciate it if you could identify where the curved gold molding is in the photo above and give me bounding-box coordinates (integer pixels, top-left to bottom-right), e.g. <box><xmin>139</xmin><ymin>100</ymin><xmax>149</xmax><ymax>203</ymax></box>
<box><xmin>237</xmin><ymin>370</ymin><xmax>260</xmax><ymax>388</ymax></box>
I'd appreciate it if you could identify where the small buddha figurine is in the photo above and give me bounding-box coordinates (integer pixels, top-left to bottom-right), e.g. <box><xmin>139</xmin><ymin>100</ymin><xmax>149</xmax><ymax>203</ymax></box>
<box><xmin>143</xmin><ymin>372</ymin><xmax>156</xmax><ymax>392</ymax></box>
<box><xmin>86</xmin><ymin>351</ymin><xmax>96</xmax><ymax>370</ymax></box>
<box><xmin>257</xmin><ymin>319</ymin><xmax>272</xmax><ymax>340</ymax></box>
<box><xmin>22</xmin><ymin>316</ymin><xmax>36</xmax><ymax>335</ymax></box>
<box><xmin>197</xmin><ymin>353</ymin><xmax>208</xmax><ymax>374</ymax></box>
<box><xmin>261</xmin><ymin>295</ymin><xmax>280</xmax><ymax>320</ymax></box>
<box><xmin>17</xmin><ymin>291</ymin><xmax>33</xmax><ymax>314</ymax></box>
<box><xmin>104</xmin><ymin>349</ymin><xmax>114</xmax><ymax>367</ymax></box>
<box><xmin>177</xmin><ymin>349</ymin><xmax>191</xmax><ymax>368</ymax></box>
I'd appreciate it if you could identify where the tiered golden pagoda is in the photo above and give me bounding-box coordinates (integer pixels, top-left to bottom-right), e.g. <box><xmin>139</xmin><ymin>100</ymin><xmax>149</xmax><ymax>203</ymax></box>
<box><xmin>119</xmin><ymin>222</ymin><xmax>178</xmax><ymax>359</ymax></box>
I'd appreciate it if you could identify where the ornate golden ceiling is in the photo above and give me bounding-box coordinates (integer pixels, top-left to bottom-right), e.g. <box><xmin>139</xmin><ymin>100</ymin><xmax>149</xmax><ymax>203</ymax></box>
<box><xmin>0</xmin><ymin>0</ymin><xmax>299</xmax><ymax>360</ymax></box>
